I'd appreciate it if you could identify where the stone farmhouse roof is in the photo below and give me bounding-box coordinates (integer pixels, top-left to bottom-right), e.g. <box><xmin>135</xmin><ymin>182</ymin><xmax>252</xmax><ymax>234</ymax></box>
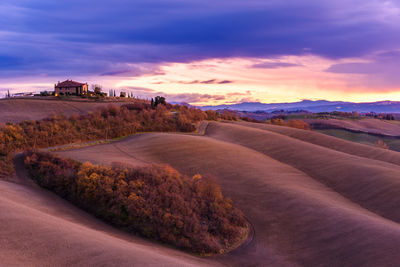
<box><xmin>55</xmin><ymin>80</ymin><xmax>86</xmax><ymax>88</ymax></box>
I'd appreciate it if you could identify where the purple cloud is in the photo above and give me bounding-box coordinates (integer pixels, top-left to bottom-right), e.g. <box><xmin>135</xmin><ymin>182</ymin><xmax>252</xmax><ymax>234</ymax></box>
<box><xmin>164</xmin><ymin>93</ymin><xmax>226</xmax><ymax>103</ymax></box>
<box><xmin>226</xmin><ymin>91</ymin><xmax>252</xmax><ymax>97</ymax></box>
<box><xmin>177</xmin><ymin>79</ymin><xmax>234</xmax><ymax>84</ymax></box>
<box><xmin>326</xmin><ymin>50</ymin><xmax>400</xmax><ymax>88</ymax></box>
<box><xmin>252</xmin><ymin>62</ymin><xmax>302</xmax><ymax>69</ymax></box>
<box><xmin>218</xmin><ymin>80</ymin><xmax>233</xmax><ymax>84</ymax></box>
<box><xmin>124</xmin><ymin>87</ymin><xmax>157</xmax><ymax>93</ymax></box>
<box><xmin>0</xmin><ymin>0</ymin><xmax>399</xmax><ymax>83</ymax></box>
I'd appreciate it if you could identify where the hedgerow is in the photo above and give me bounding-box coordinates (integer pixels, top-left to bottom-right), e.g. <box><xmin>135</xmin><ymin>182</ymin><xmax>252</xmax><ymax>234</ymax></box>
<box><xmin>24</xmin><ymin>151</ymin><xmax>248</xmax><ymax>254</ymax></box>
<box><xmin>0</xmin><ymin>101</ymin><xmax>238</xmax><ymax>177</ymax></box>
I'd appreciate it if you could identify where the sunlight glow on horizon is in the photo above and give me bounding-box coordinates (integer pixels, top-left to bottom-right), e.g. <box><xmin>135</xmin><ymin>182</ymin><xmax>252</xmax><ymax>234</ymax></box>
<box><xmin>1</xmin><ymin>55</ymin><xmax>400</xmax><ymax>105</ymax></box>
<box><xmin>116</xmin><ymin>56</ymin><xmax>400</xmax><ymax>105</ymax></box>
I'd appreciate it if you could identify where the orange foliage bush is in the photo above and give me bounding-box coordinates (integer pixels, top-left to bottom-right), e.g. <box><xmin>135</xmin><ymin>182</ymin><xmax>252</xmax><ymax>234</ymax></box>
<box><xmin>241</xmin><ymin>117</ymin><xmax>261</xmax><ymax>123</ymax></box>
<box><xmin>0</xmin><ymin>101</ymin><xmax>236</xmax><ymax>177</ymax></box>
<box><xmin>267</xmin><ymin>118</ymin><xmax>311</xmax><ymax>130</ymax></box>
<box><xmin>24</xmin><ymin>151</ymin><xmax>248</xmax><ymax>254</ymax></box>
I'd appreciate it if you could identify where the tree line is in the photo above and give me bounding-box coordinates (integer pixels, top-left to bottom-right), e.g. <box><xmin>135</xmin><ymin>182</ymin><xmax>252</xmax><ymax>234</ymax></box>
<box><xmin>0</xmin><ymin>100</ymin><xmax>238</xmax><ymax>177</ymax></box>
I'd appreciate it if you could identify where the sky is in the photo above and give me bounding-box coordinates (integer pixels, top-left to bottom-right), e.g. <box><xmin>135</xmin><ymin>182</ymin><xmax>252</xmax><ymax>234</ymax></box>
<box><xmin>0</xmin><ymin>0</ymin><xmax>399</xmax><ymax>105</ymax></box>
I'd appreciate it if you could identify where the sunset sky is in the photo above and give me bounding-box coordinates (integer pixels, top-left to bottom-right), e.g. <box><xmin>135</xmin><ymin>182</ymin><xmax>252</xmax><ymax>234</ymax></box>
<box><xmin>1</xmin><ymin>0</ymin><xmax>399</xmax><ymax>105</ymax></box>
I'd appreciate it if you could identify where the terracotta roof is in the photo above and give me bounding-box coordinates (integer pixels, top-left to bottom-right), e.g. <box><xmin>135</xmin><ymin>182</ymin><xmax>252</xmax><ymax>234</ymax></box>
<box><xmin>55</xmin><ymin>80</ymin><xmax>86</xmax><ymax>88</ymax></box>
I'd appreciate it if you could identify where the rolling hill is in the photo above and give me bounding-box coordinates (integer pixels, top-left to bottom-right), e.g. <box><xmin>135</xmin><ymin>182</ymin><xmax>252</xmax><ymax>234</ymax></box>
<box><xmin>235</xmin><ymin>121</ymin><xmax>400</xmax><ymax>163</ymax></box>
<box><xmin>49</xmin><ymin>121</ymin><xmax>400</xmax><ymax>266</ymax></box>
<box><xmin>0</xmin><ymin>99</ymin><xmax>129</xmax><ymax>123</ymax></box>
<box><xmin>304</xmin><ymin>118</ymin><xmax>400</xmax><ymax>137</ymax></box>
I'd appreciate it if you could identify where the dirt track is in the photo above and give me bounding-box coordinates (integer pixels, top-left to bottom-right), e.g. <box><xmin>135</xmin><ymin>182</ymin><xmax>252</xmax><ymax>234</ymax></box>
<box><xmin>4</xmin><ymin>121</ymin><xmax>400</xmax><ymax>266</ymax></box>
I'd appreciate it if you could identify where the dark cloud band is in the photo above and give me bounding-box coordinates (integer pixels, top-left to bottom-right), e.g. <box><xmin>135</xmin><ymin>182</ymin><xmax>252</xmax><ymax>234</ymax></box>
<box><xmin>0</xmin><ymin>0</ymin><xmax>399</xmax><ymax>80</ymax></box>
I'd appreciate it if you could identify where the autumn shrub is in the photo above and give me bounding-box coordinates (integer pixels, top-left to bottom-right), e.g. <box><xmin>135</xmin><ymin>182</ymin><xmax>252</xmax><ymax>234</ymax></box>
<box><xmin>241</xmin><ymin>117</ymin><xmax>261</xmax><ymax>123</ymax></box>
<box><xmin>267</xmin><ymin>118</ymin><xmax>311</xmax><ymax>130</ymax></box>
<box><xmin>0</xmin><ymin>101</ymin><xmax>236</xmax><ymax>178</ymax></box>
<box><xmin>286</xmin><ymin>119</ymin><xmax>311</xmax><ymax>130</ymax></box>
<box><xmin>24</xmin><ymin>151</ymin><xmax>248</xmax><ymax>254</ymax></box>
<box><xmin>205</xmin><ymin>110</ymin><xmax>219</xmax><ymax>121</ymax></box>
<box><xmin>218</xmin><ymin>110</ymin><xmax>239</xmax><ymax>121</ymax></box>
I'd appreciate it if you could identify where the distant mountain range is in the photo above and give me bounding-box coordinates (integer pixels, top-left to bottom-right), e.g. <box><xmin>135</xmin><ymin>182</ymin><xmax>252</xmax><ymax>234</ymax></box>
<box><xmin>199</xmin><ymin>100</ymin><xmax>400</xmax><ymax>113</ymax></box>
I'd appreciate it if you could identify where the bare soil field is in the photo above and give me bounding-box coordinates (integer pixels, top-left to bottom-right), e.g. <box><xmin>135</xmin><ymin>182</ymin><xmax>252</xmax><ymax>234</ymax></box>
<box><xmin>235</xmin><ymin>121</ymin><xmax>400</xmax><ymax>165</ymax></box>
<box><xmin>205</xmin><ymin>122</ymin><xmax>400</xmax><ymax>223</ymax></box>
<box><xmin>304</xmin><ymin>118</ymin><xmax>400</xmax><ymax>137</ymax></box>
<box><xmin>54</xmin><ymin>122</ymin><xmax>400</xmax><ymax>266</ymax></box>
<box><xmin>0</xmin><ymin>98</ymin><xmax>128</xmax><ymax>123</ymax></box>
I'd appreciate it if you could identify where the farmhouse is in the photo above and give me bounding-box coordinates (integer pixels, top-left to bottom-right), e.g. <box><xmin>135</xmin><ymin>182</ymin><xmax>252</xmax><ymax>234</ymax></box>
<box><xmin>54</xmin><ymin>80</ymin><xmax>88</xmax><ymax>96</ymax></box>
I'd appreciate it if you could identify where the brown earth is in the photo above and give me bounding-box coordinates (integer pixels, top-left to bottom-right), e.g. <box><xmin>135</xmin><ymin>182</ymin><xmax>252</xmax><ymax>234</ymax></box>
<box><xmin>304</xmin><ymin>118</ymin><xmax>400</xmax><ymax>137</ymax></box>
<box><xmin>0</xmin><ymin>98</ymin><xmax>128</xmax><ymax>123</ymax></box>
<box><xmin>235</xmin><ymin>121</ymin><xmax>400</xmax><ymax>166</ymax></box>
<box><xmin>3</xmin><ymin>121</ymin><xmax>400</xmax><ymax>266</ymax></box>
<box><xmin>56</xmin><ymin>122</ymin><xmax>400</xmax><ymax>266</ymax></box>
